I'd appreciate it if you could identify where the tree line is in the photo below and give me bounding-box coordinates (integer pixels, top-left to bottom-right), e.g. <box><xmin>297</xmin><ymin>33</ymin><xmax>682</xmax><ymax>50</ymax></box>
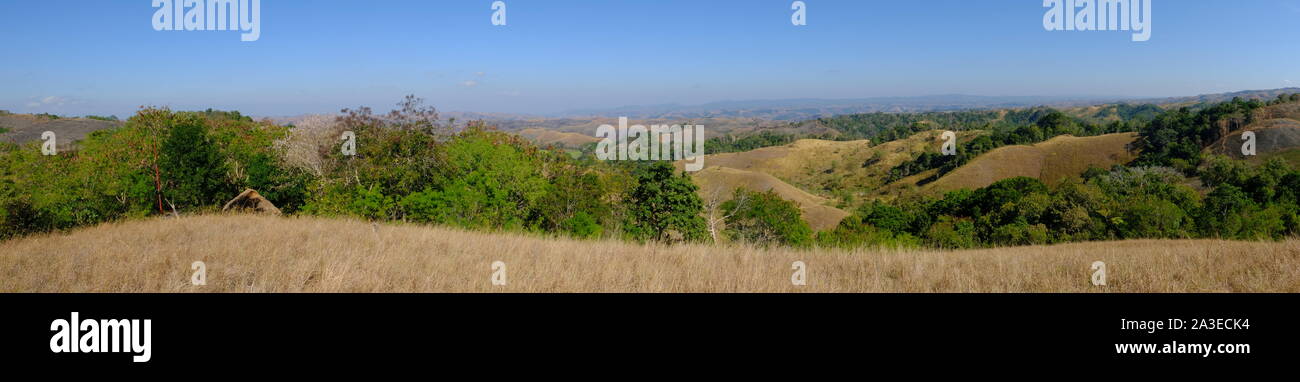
<box><xmin>3</xmin><ymin>95</ymin><xmax>1298</xmax><ymax>249</ymax></box>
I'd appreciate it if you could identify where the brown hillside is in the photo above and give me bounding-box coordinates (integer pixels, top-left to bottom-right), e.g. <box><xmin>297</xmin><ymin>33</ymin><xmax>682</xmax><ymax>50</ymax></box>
<box><xmin>700</xmin><ymin>131</ymin><xmax>983</xmax><ymax>199</ymax></box>
<box><xmin>690</xmin><ymin>167</ymin><xmax>849</xmax><ymax>231</ymax></box>
<box><xmin>517</xmin><ymin>128</ymin><xmax>600</xmax><ymax>148</ymax></box>
<box><xmin>681</xmin><ymin>131</ymin><xmax>990</xmax><ymax>223</ymax></box>
<box><xmin>925</xmin><ymin>133</ymin><xmax>1139</xmax><ymax>193</ymax></box>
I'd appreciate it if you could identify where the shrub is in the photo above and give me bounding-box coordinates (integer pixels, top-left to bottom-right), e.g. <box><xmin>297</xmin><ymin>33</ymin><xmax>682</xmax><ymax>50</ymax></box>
<box><xmin>721</xmin><ymin>189</ymin><xmax>813</xmax><ymax>247</ymax></box>
<box><xmin>562</xmin><ymin>212</ymin><xmax>603</xmax><ymax>240</ymax></box>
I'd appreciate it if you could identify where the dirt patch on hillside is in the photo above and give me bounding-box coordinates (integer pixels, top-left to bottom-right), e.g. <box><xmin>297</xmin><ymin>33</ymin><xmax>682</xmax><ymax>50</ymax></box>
<box><xmin>0</xmin><ymin>115</ymin><xmax>121</xmax><ymax>148</ymax></box>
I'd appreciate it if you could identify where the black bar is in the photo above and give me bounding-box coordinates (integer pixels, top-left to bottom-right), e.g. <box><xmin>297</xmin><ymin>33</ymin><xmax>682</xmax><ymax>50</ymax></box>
<box><xmin>0</xmin><ymin>294</ymin><xmax>1293</xmax><ymax>372</ymax></box>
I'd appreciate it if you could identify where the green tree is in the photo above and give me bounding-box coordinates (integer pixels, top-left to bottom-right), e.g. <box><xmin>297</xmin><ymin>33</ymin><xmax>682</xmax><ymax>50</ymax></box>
<box><xmin>625</xmin><ymin>162</ymin><xmax>707</xmax><ymax>243</ymax></box>
<box><xmin>721</xmin><ymin>189</ymin><xmax>813</xmax><ymax>247</ymax></box>
<box><xmin>924</xmin><ymin>216</ymin><xmax>977</xmax><ymax>249</ymax></box>
<box><xmin>160</xmin><ymin>114</ymin><xmax>228</xmax><ymax>210</ymax></box>
<box><xmin>562</xmin><ymin>211</ymin><xmax>603</xmax><ymax>239</ymax></box>
<box><xmin>399</xmin><ymin>127</ymin><xmax>549</xmax><ymax>229</ymax></box>
<box><xmin>1199</xmin><ymin>184</ymin><xmax>1252</xmax><ymax>238</ymax></box>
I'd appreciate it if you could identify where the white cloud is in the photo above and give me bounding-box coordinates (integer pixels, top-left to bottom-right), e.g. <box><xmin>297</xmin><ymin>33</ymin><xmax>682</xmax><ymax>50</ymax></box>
<box><xmin>26</xmin><ymin>96</ymin><xmax>72</xmax><ymax>109</ymax></box>
<box><xmin>461</xmin><ymin>80</ymin><xmax>479</xmax><ymax>87</ymax></box>
<box><xmin>475</xmin><ymin>72</ymin><xmax>486</xmax><ymax>77</ymax></box>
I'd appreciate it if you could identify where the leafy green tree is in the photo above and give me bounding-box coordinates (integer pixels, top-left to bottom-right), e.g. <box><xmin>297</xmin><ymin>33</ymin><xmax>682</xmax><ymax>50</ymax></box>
<box><xmin>1116</xmin><ymin>196</ymin><xmax>1192</xmax><ymax>239</ymax></box>
<box><xmin>855</xmin><ymin>202</ymin><xmax>913</xmax><ymax>234</ymax></box>
<box><xmin>721</xmin><ymin>189</ymin><xmax>813</xmax><ymax>247</ymax></box>
<box><xmin>160</xmin><ymin>114</ymin><xmax>228</xmax><ymax>210</ymax></box>
<box><xmin>1036</xmin><ymin>110</ymin><xmax>1080</xmax><ymax>136</ymax></box>
<box><xmin>1199</xmin><ymin>184</ymin><xmax>1252</xmax><ymax>238</ymax></box>
<box><xmin>399</xmin><ymin>127</ymin><xmax>549</xmax><ymax>229</ymax></box>
<box><xmin>968</xmin><ymin>177</ymin><xmax>1048</xmax><ymax>218</ymax></box>
<box><xmin>924</xmin><ymin>216</ymin><xmax>977</xmax><ymax>249</ymax></box>
<box><xmin>535</xmin><ymin>166</ymin><xmax>617</xmax><ymax>236</ymax></box>
<box><xmin>625</xmin><ymin>162</ymin><xmax>707</xmax><ymax>243</ymax></box>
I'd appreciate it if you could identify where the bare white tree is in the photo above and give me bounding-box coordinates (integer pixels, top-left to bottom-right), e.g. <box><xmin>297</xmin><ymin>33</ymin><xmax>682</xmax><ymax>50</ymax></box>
<box><xmin>276</xmin><ymin>114</ymin><xmax>337</xmax><ymax>178</ymax></box>
<box><xmin>703</xmin><ymin>187</ymin><xmax>748</xmax><ymax>244</ymax></box>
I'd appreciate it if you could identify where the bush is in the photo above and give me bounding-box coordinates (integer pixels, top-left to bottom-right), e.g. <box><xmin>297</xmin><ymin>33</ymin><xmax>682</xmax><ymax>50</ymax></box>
<box><xmin>721</xmin><ymin>189</ymin><xmax>813</xmax><ymax>247</ymax></box>
<box><xmin>562</xmin><ymin>212</ymin><xmax>603</xmax><ymax>239</ymax></box>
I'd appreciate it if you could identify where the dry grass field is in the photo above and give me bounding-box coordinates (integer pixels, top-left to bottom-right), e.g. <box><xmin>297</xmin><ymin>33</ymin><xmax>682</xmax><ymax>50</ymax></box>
<box><xmin>2</xmin><ymin>215</ymin><xmax>1297</xmax><ymax>293</ymax></box>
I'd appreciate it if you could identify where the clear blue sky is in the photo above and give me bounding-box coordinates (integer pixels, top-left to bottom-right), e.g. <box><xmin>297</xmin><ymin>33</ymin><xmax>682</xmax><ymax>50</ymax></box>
<box><xmin>1</xmin><ymin>0</ymin><xmax>1298</xmax><ymax>117</ymax></box>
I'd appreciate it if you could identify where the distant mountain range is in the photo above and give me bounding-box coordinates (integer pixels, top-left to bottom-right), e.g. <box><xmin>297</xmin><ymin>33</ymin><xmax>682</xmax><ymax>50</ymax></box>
<box><xmin>557</xmin><ymin>89</ymin><xmax>1300</xmax><ymax>121</ymax></box>
<box><xmin>558</xmin><ymin>95</ymin><xmax>1126</xmax><ymax>121</ymax></box>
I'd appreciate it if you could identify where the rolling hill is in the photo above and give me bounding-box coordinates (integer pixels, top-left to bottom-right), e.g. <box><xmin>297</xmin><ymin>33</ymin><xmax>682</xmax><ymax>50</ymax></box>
<box><xmin>676</xmin><ymin>131</ymin><xmax>1139</xmax><ymax>229</ymax></box>
<box><xmin>1204</xmin><ymin>102</ymin><xmax>1300</xmax><ymax>166</ymax></box>
<box><xmin>921</xmin><ymin>133</ymin><xmax>1140</xmax><ymax>194</ymax></box>
<box><xmin>680</xmin><ymin>131</ymin><xmax>986</xmax><ymax>228</ymax></box>
<box><xmin>516</xmin><ymin>128</ymin><xmax>601</xmax><ymax>148</ymax></box>
<box><xmin>689</xmin><ymin>166</ymin><xmax>849</xmax><ymax>231</ymax></box>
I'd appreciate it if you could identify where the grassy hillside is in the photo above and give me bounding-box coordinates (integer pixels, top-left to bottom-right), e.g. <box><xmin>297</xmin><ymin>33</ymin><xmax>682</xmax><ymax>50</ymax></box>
<box><xmin>689</xmin><ymin>131</ymin><xmax>983</xmax><ymax>200</ymax></box>
<box><xmin>923</xmin><ymin>132</ymin><xmax>1139</xmax><ymax>193</ymax></box>
<box><xmin>516</xmin><ymin>128</ymin><xmax>600</xmax><ymax>148</ymax></box>
<box><xmin>2</xmin><ymin>215</ymin><xmax>1296</xmax><ymax>293</ymax></box>
<box><xmin>687</xmin><ymin>131</ymin><xmax>1135</xmax><ymax>213</ymax></box>
<box><xmin>690</xmin><ymin>166</ymin><xmax>848</xmax><ymax>231</ymax></box>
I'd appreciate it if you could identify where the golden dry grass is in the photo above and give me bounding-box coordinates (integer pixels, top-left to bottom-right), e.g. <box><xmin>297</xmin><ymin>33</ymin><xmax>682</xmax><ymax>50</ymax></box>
<box><xmin>680</xmin><ymin>132</ymin><xmax>983</xmax><ymax>226</ymax></box>
<box><xmin>695</xmin><ymin>132</ymin><xmax>973</xmax><ymax>197</ymax></box>
<box><xmin>2</xmin><ymin>215</ymin><xmax>1297</xmax><ymax>293</ymax></box>
<box><xmin>516</xmin><ymin>128</ymin><xmax>601</xmax><ymax>148</ymax></box>
<box><xmin>926</xmin><ymin>132</ymin><xmax>1138</xmax><ymax>193</ymax></box>
<box><xmin>690</xmin><ymin>167</ymin><xmax>849</xmax><ymax>231</ymax></box>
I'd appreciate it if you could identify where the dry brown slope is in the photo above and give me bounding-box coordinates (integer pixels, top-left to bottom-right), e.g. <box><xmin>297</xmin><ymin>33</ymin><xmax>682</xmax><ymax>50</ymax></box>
<box><xmin>691</xmin><ymin>167</ymin><xmax>849</xmax><ymax>231</ymax></box>
<box><xmin>517</xmin><ymin>128</ymin><xmax>600</xmax><ymax>148</ymax></box>
<box><xmin>683</xmin><ymin>132</ymin><xmax>990</xmax><ymax>227</ymax></box>
<box><xmin>924</xmin><ymin>132</ymin><xmax>1139</xmax><ymax>193</ymax></box>
<box><xmin>696</xmin><ymin>130</ymin><xmax>983</xmax><ymax>199</ymax></box>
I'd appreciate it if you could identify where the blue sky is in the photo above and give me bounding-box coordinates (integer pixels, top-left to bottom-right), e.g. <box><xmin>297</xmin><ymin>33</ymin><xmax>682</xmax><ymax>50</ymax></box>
<box><xmin>1</xmin><ymin>0</ymin><xmax>1298</xmax><ymax>117</ymax></box>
